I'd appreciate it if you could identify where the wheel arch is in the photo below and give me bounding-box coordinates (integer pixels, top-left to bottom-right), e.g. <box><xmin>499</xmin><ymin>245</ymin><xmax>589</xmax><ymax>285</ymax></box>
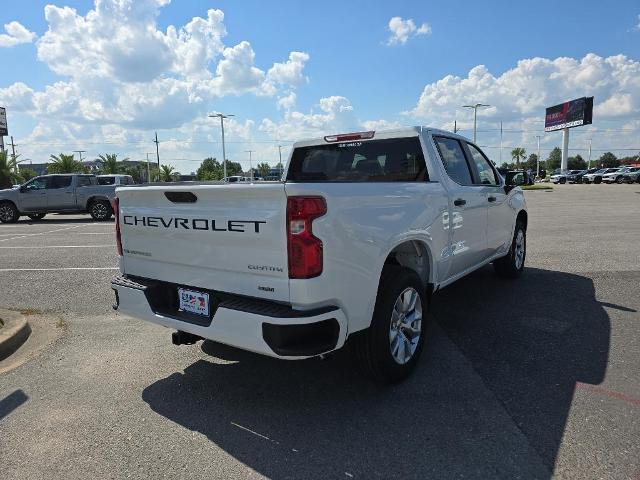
<box><xmin>380</xmin><ymin>239</ymin><xmax>435</xmax><ymax>292</ymax></box>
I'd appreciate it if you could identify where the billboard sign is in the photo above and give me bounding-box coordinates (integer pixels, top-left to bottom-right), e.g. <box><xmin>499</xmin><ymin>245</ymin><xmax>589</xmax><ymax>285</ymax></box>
<box><xmin>544</xmin><ymin>97</ymin><xmax>593</xmax><ymax>132</ymax></box>
<box><xmin>0</xmin><ymin>107</ymin><xmax>7</xmax><ymax>136</ymax></box>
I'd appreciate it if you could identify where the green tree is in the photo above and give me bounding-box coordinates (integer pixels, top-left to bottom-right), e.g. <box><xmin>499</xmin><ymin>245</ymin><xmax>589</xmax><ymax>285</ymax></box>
<box><xmin>19</xmin><ymin>167</ymin><xmax>38</xmax><ymax>181</ymax></box>
<box><xmin>225</xmin><ymin>161</ymin><xmax>243</xmax><ymax>177</ymax></box>
<box><xmin>598</xmin><ymin>152</ymin><xmax>619</xmax><ymax>168</ymax></box>
<box><xmin>0</xmin><ymin>151</ymin><xmax>23</xmax><ymax>189</ymax></box>
<box><xmin>256</xmin><ymin>162</ymin><xmax>271</xmax><ymax>179</ymax></box>
<box><xmin>48</xmin><ymin>153</ymin><xmax>85</xmax><ymax>173</ymax></box>
<box><xmin>546</xmin><ymin>147</ymin><xmax>562</xmax><ymax>170</ymax></box>
<box><xmin>196</xmin><ymin>157</ymin><xmax>222</xmax><ymax>180</ymax></box>
<box><xmin>159</xmin><ymin>164</ymin><xmax>175</xmax><ymax>182</ymax></box>
<box><xmin>525</xmin><ymin>154</ymin><xmax>538</xmax><ymax>171</ymax></box>
<box><xmin>510</xmin><ymin>147</ymin><xmax>526</xmax><ymax>167</ymax></box>
<box><xmin>568</xmin><ymin>154</ymin><xmax>586</xmax><ymax>170</ymax></box>
<box><xmin>97</xmin><ymin>153</ymin><xmax>128</xmax><ymax>174</ymax></box>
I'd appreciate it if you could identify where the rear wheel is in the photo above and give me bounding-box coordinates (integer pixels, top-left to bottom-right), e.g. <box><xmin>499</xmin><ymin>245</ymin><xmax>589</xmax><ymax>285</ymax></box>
<box><xmin>28</xmin><ymin>213</ymin><xmax>46</xmax><ymax>220</ymax></box>
<box><xmin>89</xmin><ymin>200</ymin><xmax>113</xmax><ymax>221</ymax></box>
<box><xmin>350</xmin><ymin>266</ymin><xmax>428</xmax><ymax>383</ymax></box>
<box><xmin>559</xmin><ymin>177</ymin><xmax>566</xmax><ymax>184</ymax></box>
<box><xmin>494</xmin><ymin>220</ymin><xmax>526</xmax><ymax>278</ymax></box>
<box><xmin>594</xmin><ymin>177</ymin><xmax>602</xmax><ymax>184</ymax></box>
<box><xmin>0</xmin><ymin>202</ymin><xmax>20</xmax><ymax>223</ymax></box>
<box><xmin>616</xmin><ymin>176</ymin><xmax>624</xmax><ymax>184</ymax></box>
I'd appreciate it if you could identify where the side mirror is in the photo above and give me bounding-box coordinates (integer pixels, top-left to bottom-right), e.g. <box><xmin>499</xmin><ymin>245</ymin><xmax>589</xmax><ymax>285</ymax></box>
<box><xmin>504</xmin><ymin>172</ymin><xmax>525</xmax><ymax>192</ymax></box>
<box><xmin>19</xmin><ymin>185</ymin><xmax>27</xmax><ymax>193</ymax></box>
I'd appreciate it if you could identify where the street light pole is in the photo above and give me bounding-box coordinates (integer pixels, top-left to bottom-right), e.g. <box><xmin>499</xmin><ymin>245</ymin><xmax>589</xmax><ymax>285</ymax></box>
<box><xmin>461</xmin><ymin>103</ymin><xmax>491</xmax><ymax>143</ymax></box>
<box><xmin>245</xmin><ymin>150</ymin><xmax>254</xmax><ymax>181</ymax></box>
<box><xmin>209</xmin><ymin>113</ymin><xmax>234</xmax><ymax>180</ymax></box>
<box><xmin>146</xmin><ymin>152</ymin><xmax>154</xmax><ymax>183</ymax></box>
<box><xmin>587</xmin><ymin>138</ymin><xmax>592</xmax><ymax>169</ymax></box>
<box><xmin>536</xmin><ymin>135</ymin><xmax>541</xmax><ymax>179</ymax></box>
<box><xmin>277</xmin><ymin>144</ymin><xmax>283</xmax><ymax>179</ymax></box>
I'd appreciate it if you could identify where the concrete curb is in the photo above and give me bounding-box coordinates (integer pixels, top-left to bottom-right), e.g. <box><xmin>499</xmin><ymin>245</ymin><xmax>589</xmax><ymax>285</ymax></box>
<box><xmin>0</xmin><ymin>312</ymin><xmax>32</xmax><ymax>361</ymax></box>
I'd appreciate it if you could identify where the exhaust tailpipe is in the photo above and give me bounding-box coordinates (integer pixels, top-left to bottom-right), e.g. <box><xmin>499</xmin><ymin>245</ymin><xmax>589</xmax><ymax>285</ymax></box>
<box><xmin>172</xmin><ymin>330</ymin><xmax>203</xmax><ymax>346</ymax></box>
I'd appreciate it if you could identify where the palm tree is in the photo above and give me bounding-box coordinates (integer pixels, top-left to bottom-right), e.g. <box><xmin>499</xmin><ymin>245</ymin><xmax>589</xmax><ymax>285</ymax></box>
<box><xmin>96</xmin><ymin>153</ymin><xmax>128</xmax><ymax>174</ymax></box>
<box><xmin>511</xmin><ymin>147</ymin><xmax>526</xmax><ymax>168</ymax></box>
<box><xmin>159</xmin><ymin>164</ymin><xmax>175</xmax><ymax>182</ymax></box>
<box><xmin>48</xmin><ymin>153</ymin><xmax>85</xmax><ymax>174</ymax></box>
<box><xmin>256</xmin><ymin>162</ymin><xmax>271</xmax><ymax>179</ymax></box>
<box><xmin>0</xmin><ymin>151</ymin><xmax>22</xmax><ymax>189</ymax></box>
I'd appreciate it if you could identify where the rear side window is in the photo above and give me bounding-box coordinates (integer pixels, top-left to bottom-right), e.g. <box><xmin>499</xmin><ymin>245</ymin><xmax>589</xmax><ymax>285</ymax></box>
<box><xmin>434</xmin><ymin>137</ymin><xmax>473</xmax><ymax>185</ymax></box>
<box><xmin>98</xmin><ymin>176</ymin><xmax>115</xmax><ymax>185</ymax></box>
<box><xmin>287</xmin><ymin>137</ymin><xmax>427</xmax><ymax>182</ymax></box>
<box><xmin>51</xmin><ymin>176</ymin><xmax>73</xmax><ymax>189</ymax></box>
<box><xmin>77</xmin><ymin>176</ymin><xmax>92</xmax><ymax>187</ymax></box>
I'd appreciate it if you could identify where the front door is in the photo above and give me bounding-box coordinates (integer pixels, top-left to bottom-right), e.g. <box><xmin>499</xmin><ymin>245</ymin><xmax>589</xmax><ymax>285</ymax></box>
<box><xmin>18</xmin><ymin>177</ymin><xmax>49</xmax><ymax>211</ymax></box>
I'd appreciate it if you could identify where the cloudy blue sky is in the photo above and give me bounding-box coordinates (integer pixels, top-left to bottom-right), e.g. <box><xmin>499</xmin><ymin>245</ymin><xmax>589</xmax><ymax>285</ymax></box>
<box><xmin>1</xmin><ymin>0</ymin><xmax>640</xmax><ymax>173</ymax></box>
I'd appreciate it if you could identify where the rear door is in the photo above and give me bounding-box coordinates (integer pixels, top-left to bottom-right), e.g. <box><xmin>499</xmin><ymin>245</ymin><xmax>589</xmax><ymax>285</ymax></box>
<box><xmin>433</xmin><ymin>136</ymin><xmax>488</xmax><ymax>275</ymax></box>
<box><xmin>47</xmin><ymin>175</ymin><xmax>76</xmax><ymax>209</ymax></box>
<box><xmin>117</xmin><ymin>183</ymin><xmax>290</xmax><ymax>302</ymax></box>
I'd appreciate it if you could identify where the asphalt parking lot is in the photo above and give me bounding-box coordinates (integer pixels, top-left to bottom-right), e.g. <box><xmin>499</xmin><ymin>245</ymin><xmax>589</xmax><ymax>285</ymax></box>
<box><xmin>0</xmin><ymin>184</ymin><xmax>638</xmax><ymax>479</ymax></box>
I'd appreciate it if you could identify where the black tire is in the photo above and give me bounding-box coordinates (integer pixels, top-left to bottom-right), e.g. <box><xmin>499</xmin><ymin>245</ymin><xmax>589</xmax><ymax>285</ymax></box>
<box><xmin>493</xmin><ymin>219</ymin><xmax>526</xmax><ymax>278</ymax></box>
<box><xmin>594</xmin><ymin>177</ymin><xmax>602</xmax><ymax>184</ymax></box>
<box><xmin>559</xmin><ymin>177</ymin><xmax>566</xmax><ymax>184</ymax></box>
<box><xmin>583</xmin><ymin>178</ymin><xmax>590</xmax><ymax>184</ymax></box>
<box><xmin>349</xmin><ymin>266</ymin><xmax>428</xmax><ymax>383</ymax></box>
<box><xmin>28</xmin><ymin>213</ymin><xmax>46</xmax><ymax>220</ymax></box>
<box><xmin>615</xmin><ymin>176</ymin><xmax>624</xmax><ymax>184</ymax></box>
<box><xmin>89</xmin><ymin>200</ymin><xmax>113</xmax><ymax>221</ymax></box>
<box><xmin>0</xmin><ymin>201</ymin><xmax>20</xmax><ymax>223</ymax></box>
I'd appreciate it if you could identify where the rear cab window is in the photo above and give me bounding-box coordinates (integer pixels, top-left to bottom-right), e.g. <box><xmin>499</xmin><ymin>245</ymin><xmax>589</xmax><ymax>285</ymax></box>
<box><xmin>97</xmin><ymin>176</ymin><xmax>115</xmax><ymax>185</ymax></box>
<box><xmin>286</xmin><ymin>137</ymin><xmax>427</xmax><ymax>182</ymax></box>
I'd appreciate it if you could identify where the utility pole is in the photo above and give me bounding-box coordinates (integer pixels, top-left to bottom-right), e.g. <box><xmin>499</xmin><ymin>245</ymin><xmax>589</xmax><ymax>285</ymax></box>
<box><xmin>277</xmin><ymin>144</ymin><xmax>284</xmax><ymax>179</ymax></box>
<box><xmin>209</xmin><ymin>113</ymin><xmax>234</xmax><ymax>180</ymax></box>
<box><xmin>154</xmin><ymin>132</ymin><xmax>160</xmax><ymax>176</ymax></box>
<box><xmin>499</xmin><ymin>121</ymin><xmax>503</xmax><ymax>165</ymax></box>
<box><xmin>10</xmin><ymin>136</ymin><xmax>17</xmax><ymax>165</ymax></box>
<box><xmin>462</xmin><ymin>103</ymin><xmax>491</xmax><ymax>143</ymax></box>
<box><xmin>454</xmin><ymin>120</ymin><xmax>457</xmax><ymax>133</ymax></box>
<box><xmin>74</xmin><ymin>149</ymin><xmax>86</xmax><ymax>170</ymax></box>
<box><xmin>244</xmin><ymin>150</ymin><xmax>254</xmax><ymax>181</ymax></box>
<box><xmin>536</xmin><ymin>135</ymin><xmax>541</xmax><ymax>179</ymax></box>
<box><xmin>587</xmin><ymin>138</ymin><xmax>592</xmax><ymax>169</ymax></box>
<box><xmin>146</xmin><ymin>152</ymin><xmax>154</xmax><ymax>183</ymax></box>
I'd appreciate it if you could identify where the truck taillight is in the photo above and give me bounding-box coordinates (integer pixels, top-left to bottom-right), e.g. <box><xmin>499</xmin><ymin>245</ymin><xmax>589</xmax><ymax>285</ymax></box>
<box><xmin>287</xmin><ymin>196</ymin><xmax>327</xmax><ymax>279</ymax></box>
<box><xmin>112</xmin><ymin>197</ymin><xmax>122</xmax><ymax>256</ymax></box>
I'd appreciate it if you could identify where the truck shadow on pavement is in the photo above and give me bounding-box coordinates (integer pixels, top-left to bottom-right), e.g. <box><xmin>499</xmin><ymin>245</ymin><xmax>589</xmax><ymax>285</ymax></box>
<box><xmin>142</xmin><ymin>266</ymin><xmax>610</xmax><ymax>479</ymax></box>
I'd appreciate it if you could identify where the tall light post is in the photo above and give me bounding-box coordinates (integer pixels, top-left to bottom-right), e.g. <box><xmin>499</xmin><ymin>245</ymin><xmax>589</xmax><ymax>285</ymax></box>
<box><xmin>536</xmin><ymin>135</ymin><xmax>541</xmax><ymax>179</ymax></box>
<box><xmin>461</xmin><ymin>103</ymin><xmax>491</xmax><ymax>143</ymax></box>
<box><xmin>277</xmin><ymin>144</ymin><xmax>283</xmax><ymax>179</ymax></box>
<box><xmin>209</xmin><ymin>112</ymin><xmax>234</xmax><ymax>180</ymax></box>
<box><xmin>587</xmin><ymin>138</ymin><xmax>592</xmax><ymax>169</ymax></box>
<box><xmin>244</xmin><ymin>149</ymin><xmax>254</xmax><ymax>181</ymax></box>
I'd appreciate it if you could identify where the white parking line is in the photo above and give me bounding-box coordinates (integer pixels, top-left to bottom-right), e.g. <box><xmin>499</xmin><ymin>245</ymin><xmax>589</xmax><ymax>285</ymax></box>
<box><xmin>0</xmin><ymin>267</ymin><xmax>119</xmax><ymax>272</ymax></box>
<box><xmin>0</xmin><ymin>224</ymin><xmax>90</xmax><ymax>243</ymax></box>
<box><xmin>0</xmin><ymin>245</ymin><xmax>114</xmax><ymax>249</ymax></box>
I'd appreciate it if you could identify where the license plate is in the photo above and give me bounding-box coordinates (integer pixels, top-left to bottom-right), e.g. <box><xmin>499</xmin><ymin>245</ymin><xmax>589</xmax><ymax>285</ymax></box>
<box><xmin>178</xmin><ymin>288</ymin><xmax>210</xmax><ymax>316</ymax></box>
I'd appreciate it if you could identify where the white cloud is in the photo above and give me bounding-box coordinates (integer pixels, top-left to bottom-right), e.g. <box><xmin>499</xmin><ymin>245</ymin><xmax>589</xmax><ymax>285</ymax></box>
<box><xmin>386</xmin><ymin>17</ymin><xmax>431</xmax><ymax>46</ymax></box>
<box><xmin>0</xmin><ymin>21</ymin><xmax>36</xmax><ymax>48</ymax></box>
<box><xmin>267</xmin><ymin>51</ymin><xmax>310</xmax><ymax>85</ymax></box>
<box><xmin>408</xmin><ymin>53</ymin><xmax>640</xmax><ymax>125</ymax></box>
<box><xmin>277</xmin><ymin>92</ymin><xmax>297</xmax><ymax>110</ymax></box>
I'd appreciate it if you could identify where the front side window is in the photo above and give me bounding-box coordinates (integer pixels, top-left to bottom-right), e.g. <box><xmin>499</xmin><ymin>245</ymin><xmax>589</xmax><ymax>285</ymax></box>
<box><xmin>77</xmin><ymin>176</ymin><xmax>92</xmax><ymax>187</ymax></box>
<box><xmin>24</xmin><ymin>177</ymin><xmax>48</xmax><ymax>190</ymax></box>
<box><xmin>287</xmin><ymin>137</ymin><xmax>427</xmax><ymax>182</ymax></box>
<box><xmin>434</xmin><ymin>137</ymin><xmax>473</xmax><ymax>185</ymax></box>
<box><xmin>467</xmin><ymin>143</ymin><xmax>499</xmax><ymax>185</ymax></box>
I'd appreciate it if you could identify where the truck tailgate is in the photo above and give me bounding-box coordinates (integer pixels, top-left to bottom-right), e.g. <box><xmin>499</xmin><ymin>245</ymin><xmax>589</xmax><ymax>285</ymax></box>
<box><xmin>116</xmin><ymin>183</ymin><xmax>290</xmax><ymax>303</ymax></box>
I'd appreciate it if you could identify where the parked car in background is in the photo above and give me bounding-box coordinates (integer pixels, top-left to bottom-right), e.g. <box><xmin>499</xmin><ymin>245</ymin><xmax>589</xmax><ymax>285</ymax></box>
<box><xmin>550</xmin><ymin>170</ymin><xmax>582</xmax><ymax>184</ymax></box>
<box><xmin>571</xmin><ymin>168</ymin><xmax>598</xmax><ymax>184</ymax></box>
<box><xmin>582</xmin><ymin>168</ymin><xmax>619</xmax><ymax>184</ymax></box>
<box><xmin>602</xmin><ymin>167</ymin><xmax>634</xmax><ymax>184</ymax></box>
<box><xmin>565</xmin><ymin>170</ymin><xmax>586</xmax><ymax>184</ymax></box>
<box><xmin>97</xmin><ymin>174</ymin><xmax>135</xmax><ymax>186</ymax></box>
<box><xmin>0</xmin><ymin>174</ymin><xmax>120</xmax><ymax>223</ymax></box>
<box><xmin>623</xmin><ymin>167</ymin><xmax>640</xmax><ymax>183</ymax></box>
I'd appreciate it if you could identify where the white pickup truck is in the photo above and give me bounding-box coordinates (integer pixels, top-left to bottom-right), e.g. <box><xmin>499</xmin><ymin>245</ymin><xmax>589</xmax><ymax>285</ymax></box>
<box><xmin>111</xmin><ymin>127</ymin><xmax>527</xmax><ymax>382</ymax></box>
